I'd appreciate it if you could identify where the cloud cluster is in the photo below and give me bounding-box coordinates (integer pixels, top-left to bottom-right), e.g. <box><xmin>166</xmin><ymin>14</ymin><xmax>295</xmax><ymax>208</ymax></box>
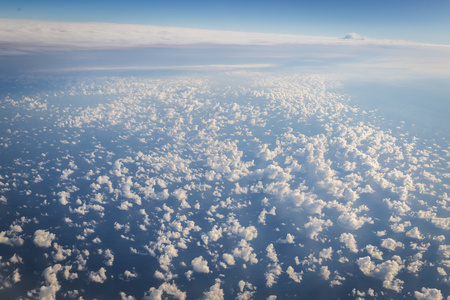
<box><xmin>0</xmin><ymin>69</ymin><xmax>448</xmax><ymax>298</ymax></box>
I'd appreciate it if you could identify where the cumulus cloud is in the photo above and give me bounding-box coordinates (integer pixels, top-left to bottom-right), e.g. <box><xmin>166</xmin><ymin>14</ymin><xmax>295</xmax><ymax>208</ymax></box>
<box><xmin>191</xmin><ymin>256</ymin><xmax>210</xmax><ymax>273</ymax></box>
<box><xmin>320</xmin><ymin>266</ymin><xmax>331</xmax><ymax>280</ymax></box>
<box><xmin>339</xmin><ymin>233</ymin><xmax>358</xmax><ymax>253</ymax></box>
<box><xmin>203</xmin><ymin>279</ymin><xmax>224</xmax><ymax>300</ymax></box>
<box><xmin>266</xmin><ymin>244</ymin><xmax>278</xmax><ymax>263</ymax></box>
<box><xmin>319</xmin><ymin>247</ymin><xmax>333</xmax><ymax>260</ymax></box>
<box><xmin>265</xmin><ymin>264</ymin><xmax>282</xmax><ymax>288</ymax></box>
<box><xmin>414</xmin><ymin>287</ymin><xmax>443</xmax><ymax>300</ymax></box>
<box><xmin>277</xmin><ymin>233</ymin><xmax>295</xmax><ymax>244</ymax></box>
<box><xmin>120</xmin><ymin>292</ymin><xmax>136</xmax><ymax>300</ymax></box>
<box><xmin>381</xmin><ymin>238</ymin><xmax>404</xmax><ymax>251</ymax></box>
<box><xmin>357</xmin><ymin>256</ymin><xmax>404</xmax><ymax>292</ymax></box>
<box><xmin>365</xmin><ymin>245</ymin><xmax>383</xmax><ymax>260</ymax></box>
<box><xmin>232</xmin><ymin>239</ymin><xmax>258</xmax><ymax>264</ymax></box>
<box><xmin>337</xmin><ymin>211</ymin><xmax>372</xmax><ymax>230</ymax></box>
<box><xmin>286</xmin><ymin>266</ymin><xmax>302</xmax><ymax>283</ymax></box>
<box><xmin>304</xmin><ymin>217</ymin><xmax>333</xmax><ymax>241</ymax></box>
<box><xmin>123</xmin><ymin>270</ymin><xmax>138</xmax><ymax>280</ymax></box>
<box><xmin>102</xmin><ymin>249</ymin><xmax>114</xmax><ymax>266</ymax></box>
<box><xmin>143</xmin><ymin>282</ymin><xmax>186</xmax><ymax>300</ymax></box>
<box><xmin>57</xmin><ymin>191</ymin><xmax>70</xmax><ymax>205</ymax></box>
<box><xmin>236</xmin><ymin>280</ymin><xmax>255</xmax><ymax>300</ymax></box>
<box><xmin>52</xmin><ymin>243</ymin><xmax>72</xmax><ymax>261</ymax></box>
<box><xmin>223</xmin><ymin>253</ymin><xmax>235</xmax><ymax>266</ymax></box>
<box><xmin>406</xmin><ymin>227</ymin><xmax>425</xmax><ymax>240</ymax></box>
<box><xmin>34</xmin><ymin>230</ymin><xmax>56</xmax><ymax>248</ymax></box>
<box><xmin>89</xmin><ymin>267</ymin><xmax>107</xmax><ymax>283</ymax></box>
<box><xmin>39</xmin><ymin>264</ymin><xmax>63</xmax><ymax>300</ymax></box>
<box><xmin>258</xmin><ymin>207</ymin><xmax>276</xmax><ymax>225</ymax></box>
<box><xmin>0</xmin><ymin>230</ymin><xmax>24</xmax><ymax>247</ymax></box>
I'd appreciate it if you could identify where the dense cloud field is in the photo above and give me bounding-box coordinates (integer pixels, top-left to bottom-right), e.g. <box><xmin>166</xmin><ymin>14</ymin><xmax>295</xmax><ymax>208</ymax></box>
<box><xmin>0</xmin><ymin>70</ymin><xmax>448</xmax><ymax>299</ymax></box>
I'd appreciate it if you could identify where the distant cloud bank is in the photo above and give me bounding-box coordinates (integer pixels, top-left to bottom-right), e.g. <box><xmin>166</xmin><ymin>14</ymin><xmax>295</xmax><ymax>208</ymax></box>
<box><xmin>0</xmin><ymin>19</ymin><xmax>447</xmax><ymax>51</ymax></box>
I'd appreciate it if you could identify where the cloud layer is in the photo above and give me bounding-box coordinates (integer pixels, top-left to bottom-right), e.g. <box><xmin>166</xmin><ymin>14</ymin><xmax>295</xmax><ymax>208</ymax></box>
<box><xmin>1</xmin><ymin>19</ymin><xmax>448</xmax><ymax>52</ymax></box>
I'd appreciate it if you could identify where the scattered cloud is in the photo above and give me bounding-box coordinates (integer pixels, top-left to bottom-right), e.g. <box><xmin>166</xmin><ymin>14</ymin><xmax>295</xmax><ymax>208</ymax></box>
<box><xmin>191</xmin><ymin>256</ymin><xmax>210</xmax><ymax>273</ymax></box>
<box><xmin>34</xmin><ymin>230</ymin><xmax>56</xmax><ymax>248</ymax></box>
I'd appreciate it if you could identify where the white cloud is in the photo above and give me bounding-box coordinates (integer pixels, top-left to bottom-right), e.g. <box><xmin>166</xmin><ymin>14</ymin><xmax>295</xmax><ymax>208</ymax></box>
<box><xmin>265</xmin><ymin>264</ymin><xmax>282</xmax><ymax>288</ymax></box>
<box><xmin>266</xmin><ymin>244</ymin><xmax>278</xmax><ymax>263</ymax></box>
<box><xmin>320</xmin><ymin>266</ymin><xmax>331</xmax><ymax>280</ymax></box>
<box><xmin>225</xmin><ymin>216</ymin><xmax>258</xmax><ymax>241</ymax></box>
<box><xmin>406</xmin><ymin>227</ymin><xmax>425</xmax><ymax>240</ymax></box>
<box><xmin>223</xmin><ymin>253</ymin><xmax>235</xmax><ymax>266</ymax></box>
<box><xmin>143</xmin><ymin>282</ymin><xmax>186</xmax><ymax>300</ymax></box>
<box><xmin>123</xmin><ymin>270</ymin><xmax>138</xmax><ymax>279</ymax></box>
<box><xmin>52</xmin><ymin>243</ymin><xmax>72</xmax><ymax>261</ymax></box>
<box><xmin>12</xmin><ymin>268</ymin><xmax>21</xmax><ymax>283</ymax></box>
<box><xmin>0</xmin><ymin>231</ymin><xmax>11</xmax><ymax>245</ymax></box>
<box><xmin>258</xmin><ymin>207</ymin><xmax>276</xmax><ymax>225</ymax></box>
<box><xmin>286</xmin><ymin>266</ymin><xmax>302</xmax><ymax>283</ymax></box>
<box><xmin>102</xmin><ymin>249</ymin><xmax>114</xmax><ymax>266</ymax></box>
<box><xmin>1</xmin><ymin>19</ymin><xmax>447</xmax><ymax>58</ymax></box>
<box><xmin>319</xmin><ymin>247</ymin><xmax>333</xmax><ymax>260</ymax></box>
<box><xmin>277</xmin><ymin>233</ymin><xmax>295</xmax><ymax>244</ymax></box>
<box><xmin>357</xmin><ymin>256</ymin><xmax>404</xmax><ymax>292</ymax></box>
<box><xmin>34</xmin><ymin>230</ymin><xmax>56</xmax><ymax>248</ymax></box>
<box><xmin>203</xmin><ymin>279</ymin><xmax>224</xmax><ymax>300</ymax></box>
<box><xmin>337</xmin><ymin>211</ymin><xmax>372</xmax><ymax>230</ymax></box>
<box><xmin>365</xmin><ymin>245</ymin><xmax>383</xmax><ymax>260</ymax></box>
<box><xmin>236</xmin><ymin>280</ymin><xmax>255</xmax><ymax>300</ymax></box>
<box><xmin>89</xmin><ymin>267</ymin><xmax>107</xmax><ymax>283</ymax></box>
<box><xmin>339</xmin><ymin>233</ymin><xmax>358</xmax><ymax>253</ymax></box>
<box><xmin>232</xmin><ymin>239</ymin><xmax>258</xmax><ymax>264</ymax></box>
<box><xmin>414</xmin><ymin>287</ymin><xmax>443</xmax><ymax>300</ymax></box>
<box><xmin>304</xmin><ymin>217</ymin><xmax>333</xmax><ymax>241</ymax></box>
<box><xmin>57</xmin><ymin>191</ymin><xmax>70</xmax><ymax>205</ymax></box>
<box><xmin>120</xmin><ymin>292</ymin><xmax>136</xmax><ymax>300</ymax></box>
<box><xmin>10</xmin><ymin>253</ymin><xmax>23</xmax><ymax>264</ymax></box>
<box><xmin>191</xmin><ymin>256</ymin><xmax>210</xmax><ymax>273</ymax></box>
<box><xmin>60</xmin><ymin>169</ymin><xmax>74</xmax><ymax>180</ymax></box>
<box><xmin>62</xmin><ymin>266</ymin><xmax>78</xmax><ymax>281</ymax></box>
<box><xmin>208</xmin><ymin>225</ymin><xmax>223</xmax><ymax>243</ymax></box>
<box><xmin>438</xmin><ymin>245</ymin><xmax>450</xmax><ymax>258</ymax></box>
<box><xmin>39</xmin><ymin>264</ymin><xmax>63</xmax><ymax>300</ymax></box>
<box><xmin>381</xmin><ymin>238</ymin><xmax>404</xmax><ymax>251</ymax></box>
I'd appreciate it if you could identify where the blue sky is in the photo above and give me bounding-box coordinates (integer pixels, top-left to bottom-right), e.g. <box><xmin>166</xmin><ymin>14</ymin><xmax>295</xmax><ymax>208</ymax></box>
<box><xmin>1</xmin><ymin>0</ymin><xmax>450</xmax><ymax>45</ymax></box>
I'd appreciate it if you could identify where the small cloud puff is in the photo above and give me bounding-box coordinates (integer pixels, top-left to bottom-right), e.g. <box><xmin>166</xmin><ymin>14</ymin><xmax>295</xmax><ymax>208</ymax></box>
<box><xmin>191</xmin><ymin>256</ymin><xmax>210</xmax><ymax>273</ymax></box>
<box><xmin>339</xmin><ymin>233</ymin><xmax>358</xmax><ymax>253</ymax></box>
<box><xmin>89</xmin><ymin>267</ymin><xmax>107</xmax><ymax>283</ymax></box>
<box><xmin>414</xmin><ymin>287</ymin><xmax>443</xmax><ymax>300</ymax></box>
<box><xmin>381</xmin><ymin>238</ymin><xmax>404</xmax><ymax>251</ymax></box>
<box><xmin>34</xmin><ymin>230</ymin><xmax>56</xmax><ymax>248</ymax></box>
<box><xmin>143</xmin><ymin>282</ymin><xmax>186</xmax><ymax>300</ymax></box>
<box><xmin>406</xmin><ymin>227</ymin><xmax>425</xmax><ymax>240</ymax></box>
<box><xmin>204</xmin><ymin>279</ymin><xmax>224</xmax><ymax>300</ymax></box>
